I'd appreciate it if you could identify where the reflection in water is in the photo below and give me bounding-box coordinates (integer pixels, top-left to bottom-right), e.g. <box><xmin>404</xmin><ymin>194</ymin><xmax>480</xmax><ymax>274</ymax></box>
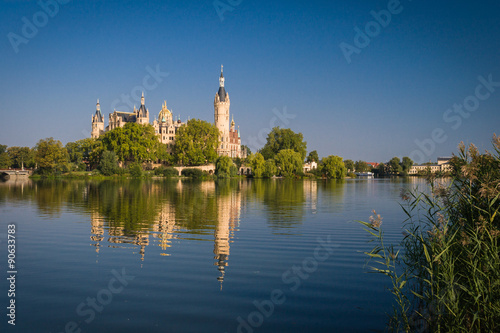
<box><xmin>0</xmin><ymin>178</ymin><xmax>320</xmax><ymax>284</ymax></box>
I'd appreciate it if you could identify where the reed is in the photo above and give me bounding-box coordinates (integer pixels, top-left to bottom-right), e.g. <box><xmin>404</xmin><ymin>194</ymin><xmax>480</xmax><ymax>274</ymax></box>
<box><xmin>359</xmin><ymin>135</ymin><xmax>500</xmax><ymax>332</ymax></box>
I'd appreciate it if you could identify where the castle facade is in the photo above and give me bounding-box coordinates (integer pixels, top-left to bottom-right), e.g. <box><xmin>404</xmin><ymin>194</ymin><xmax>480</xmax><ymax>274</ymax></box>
<box><xmin>91</xmin><ymin>66</ymin><xmax>245</xmax><ymax>158</ymax></box>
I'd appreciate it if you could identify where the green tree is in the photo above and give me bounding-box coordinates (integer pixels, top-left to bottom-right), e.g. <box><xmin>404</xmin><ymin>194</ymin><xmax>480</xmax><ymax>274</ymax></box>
<box><xmin>215</xmin><ymin>155</ymin><xmax>237</xmax><ymax>178</ymax></box>
<box><xmin>354</xmin><ymin>160</ymin><xmax>369</xmax><ymax>172</ymax></box>
<box><xmin>0</xmin><ymin>145</ymin><xmax>11</xmax><ymax>169</ymax></box>
<box><xmin>102</xmin><ymin>123</ymin><xmax>159</xmax><ymax>163</ymax></box>
<box><xmin>241</xmin><ymin>145</ymin><xmax>251</xmax><ymax>156</ymax></box>
<box><xmin>388</xmin><ymin>157</ymin><xmax>402</xmax><ymax>174</ymax></box>
<box><xmin>99</xmin><ymin>151</ymin><xmax>119</xmax><ymax>176</ymax></box>
<box><xmin>320</xmin><ymin>155</ymin><xmax>346</xmax><ymax>179</ymax></box>
<box><xmin>307</xmin><ymin>150</ymin><xmax>319</xmax><ymax>163</ymax></box>
<box><xmin>34</xmin><ymin>138</ymin><xmax>69</xmax><ymax>174</ymax></box>
<box><xmin>248</xmin><ymin>153</ymin><xmax>265</xmax><ymax>178</ymax></box>
<box><xmin>7</xmin><ymin>146</ymin><xmax>34</xmax><ymax>169</ymax></box>
<box><xmin>344</xmin><ymin>159</ymin><xmax>354</xmax><ymax>172</ymax></box>
<box><xmin>173</xmin><ymin>119</ymin><xmax>219</xmax><ymax>166</ymax></box>
<box><xmin>401</xmin><ymin>156</ymin><xmax>413</xmax><ymax>172</ymax></box>
<box><xmin>128</xmin><ymin>163</ymin><xmax>143</xmax><ymax>178</ymax></box>
<box><xmin>260</xmin><ymin>127</ymin><xmax>307</xmax><ymax>161</ymax></box>
<box><xmin>263</xmin><ymin>159</ymin><xmax>277</xmax><ymax>178</ymax></box>
<box><xmin>274</xmin><ymin>149</ymin><xmax>303</xmax><ymax>177</ymax></box>
<box><xmin>377</xmin><ymin>162</ymin><xmax>386</xmax><ymax>176</ymax></box>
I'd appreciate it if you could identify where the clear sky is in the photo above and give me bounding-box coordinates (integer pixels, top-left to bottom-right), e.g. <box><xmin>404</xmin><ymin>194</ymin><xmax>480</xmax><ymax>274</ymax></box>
<box><xmin>1</xmin><ymin>0</ymin><xmax>499</xmax><ymax>164</ymax></box>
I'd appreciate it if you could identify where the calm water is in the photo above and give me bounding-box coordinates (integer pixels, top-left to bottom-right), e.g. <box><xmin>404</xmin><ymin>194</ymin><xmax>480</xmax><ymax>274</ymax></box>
<box><xmin>0</xmin><ymin>177</ymin><xmax>429</xmax><ymax>333</ymax></box>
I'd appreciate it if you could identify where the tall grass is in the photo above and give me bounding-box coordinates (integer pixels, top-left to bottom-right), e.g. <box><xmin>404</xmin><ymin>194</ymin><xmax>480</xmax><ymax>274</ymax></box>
<box><xmin>359</xmin><ymin>135</ymin><xmax>500</xmax><ymax>332</ymax></box>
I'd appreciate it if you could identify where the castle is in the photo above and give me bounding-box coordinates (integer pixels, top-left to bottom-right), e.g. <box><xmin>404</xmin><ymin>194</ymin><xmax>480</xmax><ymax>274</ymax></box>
<box><xmin>91</xmin><ymin>66</ymin><xmax>245</xmax><ymax>158</ymax></box>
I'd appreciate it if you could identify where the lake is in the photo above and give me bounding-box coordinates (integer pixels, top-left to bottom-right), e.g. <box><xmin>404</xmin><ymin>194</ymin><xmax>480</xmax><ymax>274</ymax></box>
<box><xmin>0</xmin><ymin>177</ymin><xmax>429</xmax><ymax>333</ymax></box>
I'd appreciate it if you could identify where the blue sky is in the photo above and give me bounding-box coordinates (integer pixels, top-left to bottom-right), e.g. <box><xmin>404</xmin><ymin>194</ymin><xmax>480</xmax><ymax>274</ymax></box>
<box><xmin>1</xmin><ymin>0</ymin><xmax>499</xmax><ymax>163</ymax></box>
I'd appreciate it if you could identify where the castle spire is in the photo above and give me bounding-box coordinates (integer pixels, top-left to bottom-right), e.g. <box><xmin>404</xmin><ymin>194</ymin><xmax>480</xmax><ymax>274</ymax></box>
<box><xmin>141</xmin><ymin>92</ymin><xmax>145</xmax><ymax>106</ymax></box>
<box><xmin>219</xmin><ymin>65</ymin><xmax>225</xmax><ymax>88</ymax></box>
<box><xmin>96</xmin><ymin>99</ymin><xmax>100</xmax><ymax>111</ymax></box>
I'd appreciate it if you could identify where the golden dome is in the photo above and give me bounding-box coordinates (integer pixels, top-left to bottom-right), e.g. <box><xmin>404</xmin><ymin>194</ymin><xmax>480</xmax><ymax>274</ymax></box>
<box><xmin>158</xmin><ymin>101</ymin><xmax>172</xmax><ymax>123</ymax></box>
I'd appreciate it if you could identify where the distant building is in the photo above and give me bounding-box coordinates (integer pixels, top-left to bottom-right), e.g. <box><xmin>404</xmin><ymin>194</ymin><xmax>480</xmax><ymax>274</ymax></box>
<box><xmin>366</xmin><ymin>162</ymin><xmax>379</xmax><ymax>169</ymax></box>
<box><xmin>91</xmin><ymin>66</ymin><xmax>246</xmax><ymax>158</ymax></box>
<box><xmin>409</xmin><ymin>157</ymin><xmax>452</xmax><ymax>174</ymax></box>
<box><xmin>303</xmin><ymin>161</ymin><xmax>318</xmax><ymax>173</ymax></box>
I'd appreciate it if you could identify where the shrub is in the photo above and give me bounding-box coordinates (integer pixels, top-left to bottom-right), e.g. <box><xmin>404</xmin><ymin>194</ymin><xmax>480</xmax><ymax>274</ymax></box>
<box><xmin>181</xmin><ymin>168</ymin><xmax>204</xmax><ymax>179</ymax></box>
<box><xmin>128</xmin><ymin>163</ymin><xmax>143</xmax><ymax>178</ymax></box>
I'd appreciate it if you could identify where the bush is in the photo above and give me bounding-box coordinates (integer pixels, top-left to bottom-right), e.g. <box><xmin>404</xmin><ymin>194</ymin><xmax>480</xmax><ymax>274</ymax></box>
<box><xmin>181</xmin><ymin>168</ymin><xmax>204</xmax><ymax>179</ymax></box>
<box><xmin>347</xmin><ymin>172</ymin><xmax>357</xmax><ymax>178</ymax></box>
<box><xmin>99</xmin><ymin>151</ymin><xmax>119</xmax><ymax>176</ymax></box>
<box><xmin>128</xmin><ymin>164</ymin><xmax>143</xmax><ymax>178</ymax></box>
<box><xmin>358</xmin><ymin>135</ymin><xmax>500</xmax><ymax>332</ymax></box>
<box><xmin>163</xmin><ymin>167</ymin><xmax>179</xmax><ymax>177</ymax></box>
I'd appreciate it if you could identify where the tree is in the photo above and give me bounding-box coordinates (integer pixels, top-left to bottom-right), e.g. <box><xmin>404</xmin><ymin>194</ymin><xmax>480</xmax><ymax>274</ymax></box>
<box><xmin>99</xmin><ymin>151</ymin><xmax>119</xmax><ymax>176</ymax></box>
<box><xmin>377</xmin><ymin>162</ymin><xmax>386</xmax><ymax>176</ymax></box>
<box><xmin>402</xmin><ymin>156</ymin><xmax>414</xmax><ymax>172</ymax></box>
<box><xmin>7</xmin><ymin>146</ymin><xmax>35</xmax><ymax>169</ymax></box>
<box><xmin>307</xmin><ymin>150</ymin><xmax>319</xmax><ymax>163</ymax></box>
<box><xmin>274</xmin><ymin>149</ymin><xmax>303</xmax><ymax>177</ymax></box>
<box><xmin>263</xmin><ymin>159</ymin><xmax>277</xmax><ymax>178</ymax></box>
<box><xmin>249</xmin><ymin>153</ymin><xmax>265</xmax><ymax>178</ymax></box>
<box><xmin>102</xmin><ymin>123</ymin><xmax>159</xmax><ymax>163</ymax></box>
<box><xmin>0</xmin><ymin>144</ymin><xmax>11</xmax><ymax>169</ymax></box>
<box><xmin>344</xmin><ymin>159</ymin><xmax>354</xmax><ymax>172</ymax></box>
<box><xmin>215</xmin><ymin>155</ymin><xmax>237</xmax><ymax>178</ymax></box>
<box><xmin>260</xmin><ymin>127</ymin><xmax>307</xmax><ymax>161</ymax></box>
<box><xmin>388</xmin><ymin>157</ymin><xmax>402</xmax><ymax>174</ymax></box>
<box><xmin>320</xmin><ymin>155</ymin><xmax>346</xmax><ymax>179</ymax></box>
<box><xmin>354</xmin><ymin>160</ymin><xmax>369</xmax><ymax>172</ymax></box>
<box><xmin>34</xmin><ymin>138</ymin><xmax>69</xmax><ymax>174</ymax></box>
<box><xmin>173</xmin><ymin>119</ymin><xmax>219</xmax><ymax>166</ymax></box>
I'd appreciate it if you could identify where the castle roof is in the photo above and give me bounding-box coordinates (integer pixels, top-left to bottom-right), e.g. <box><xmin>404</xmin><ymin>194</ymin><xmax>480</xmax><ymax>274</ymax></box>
<box><xmin>218</xmin><ymin>86</ymin><xmax>227</xmax><ymax>102</ymax></box>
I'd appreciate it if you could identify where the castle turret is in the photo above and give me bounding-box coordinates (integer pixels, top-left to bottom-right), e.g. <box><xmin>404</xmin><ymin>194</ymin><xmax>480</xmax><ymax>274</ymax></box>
<box><xmin>137</xmin><ymin>92</ymin><xmax>149</xmax><ymax>124</ymax></box>
<box><xmin>214</xmin><ymin>65</ymin><xmax>230</xmax><ymax>156</ymax></box>
<box><xmin>91</xmin><ymin>99</ymin><xmax>104</xmax><ymax>138</ymax></box>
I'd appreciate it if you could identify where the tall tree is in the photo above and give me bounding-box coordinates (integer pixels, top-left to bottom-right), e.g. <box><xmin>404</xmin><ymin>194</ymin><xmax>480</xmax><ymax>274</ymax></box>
<box><xmin>354</xmin><ymin>160</ymin><xmax>369</xmax><ymax>172</ymax></box>
<box><xmin>248</xmin><ymin>153</ymin><xmax>265</xmax><ymax>178</ymax></box>
<box><xmin>307</xmin><ymin>150</ymin><xmax>319</xmax><ymax>163</ymax></box>
<box><xmin>173</xmin><ymin>119</ymin><xmax>219</xmax><ymax>166</ymax></box>
<box><xmin>402</xmin><ymin>156</ymin><xmax>414</xmax><ymax>172</ymax></box>
<box><xmin>320</xmin><ymin>155</ymin><xmax>346</xmax><ymax>179</ymax></box>
<box><xmin>215</xmin><ymin>155</ymin><xmax>237</xmax><ymax>178</ymax></box>
<box><xmin>388</xmin><ymin>157</ymin><xmax>402</xmax><ymax>174</ymax></box>
<box><xmin>0</xmin><ymin>144</ymin><xmax>11</xmax><ymax>169</ymax></box>
<box><xmin>7</xmin><ymin>146</ymin><xmax>34</xmax><ymax>169</ymax></box>
<box><xmin>274</xmin><ymin>149</ymin><xmax>303</xmax><ymax>177</ymax></box>
<box><xmin>35</xmin><ymin>138</ymin><xmax>69</xmax><ymax>174</ymax></box>
<box><xmin>260</xmin><ymin>127</ymin><xmax>307</xmax><ymax>161</ymax></box>
<box><xmin>343</xmin><ymin>159</ymin><xmax>354</xmax><ymax>172</ymax></box>
<box><xmin>102</xmin><ymin>123</ymin><xmax>159</xmax><ymax>163</ymax></box>
<box><xmin>99</xmin><ymin>151</ymin><xmax>119</xmax><ymax>176</ymax></box>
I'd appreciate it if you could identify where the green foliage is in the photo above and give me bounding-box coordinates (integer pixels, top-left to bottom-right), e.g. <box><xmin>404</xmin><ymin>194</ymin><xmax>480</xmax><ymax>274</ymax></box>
<box><xmin>401</xmin><ymin>156</ymin><xmax>413</xmax><ymax>172</ymax></box>
<box><xmin>233</xmin><ymin>157</ymin><xmax>243</xmax><ymax>170</ymax></box>
<box><xmin>262</xmin><ymin>159</ymin><xmax>277</xmax><ymax>178</ymax></box>
<box><xmin>215</xmin><ymin>155</ymin><xmax>237</xmax><ymax>178</ymax></box>
<box><xmin>0</xmin><ymin>144</ymin><xmax>12</xmax><ymax>169</ymax></box>
<box><xmin>260</xmin><ymin>127</ymin><xmax>307</xmax><ymax>161</ymax></box>
<box><xmin>359</xmin><ymin>136</ymin><xmax>500</xmax><ymax>332</ymax></box>
<box><xmin>307</xmin><ymin>150</ymin><xmax>319</xmax><ymax>163</ymax></box>
<box><xmin>35</xmin><ymin>138</ymin><xmax>70</xmax><ymax>174</ymax></box>
<box><xmin>354</xmin><ymin>160</ymin><xmax>369</xmax><ymax>172</ymax></box>
<box><xmin>102</xmin><ymin>123</ymin><xmax>159</xmax><ymax>163</ymax></box>
<box><xmin>347</xmin><ymin>171</ymin><xmax>357</xmax><ymax>178</ymax></box>
<box><xmin>320</xmin><ymin>155</ymin><xmax>346</xmax><ymax>179</ymax></box>
<box><xmin>128</xmin><ymin>163</ymin><xmax>143</xmax><ymax>178</ymax></box>
<box><xmin>248</xmin><ymin>153</ymin><xmax>265</xmax><ymax>178</ymax></box>
<box><xmin>388</xmin><ymin>157</ymin><xmax>402</xmax><ymax>174</ymax></box>
<box><xmin>173</xmin><ymin>119</ymin><xmax>219</xmax><ymax>166</ymax></box>
<box><xmin>7</xmin><ymin>146</ymin><xmax>35</xmax><ymax>169</ymax></box>
<box><xmin>154</xmin><ymin>166</ymin><xmax>179</xmax><ymax>177</ymax></box>
<box><xmin>181</xmin><ymin>168</ymin><xmax>205</xmax><ymax>179</ymax></box>
<box><xmin>274</xmin><ymin>149</ymin><xmax>303</xmax><ymax>177</ymax></box>
<box><xmin>377</xmin><ymin>162</ymin><xmax>386</xmax><ymax>176</ymax></box>
<box><xmin>99</xmin><ymin>151</ymin><xmax>119</xmax><ymax>176</ymax></box>
<box><xmin>344</xmin><ymin>159</ymin><xmax>354</xmax><ymax>172</ymax></box>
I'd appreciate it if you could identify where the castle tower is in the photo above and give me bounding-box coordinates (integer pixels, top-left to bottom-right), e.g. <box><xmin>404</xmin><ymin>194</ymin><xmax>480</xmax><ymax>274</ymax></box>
<box><xmin>214</xmin><ymin>65</ymin><xmax>230</xmax><ymax>156</ymax></box>
<box><xmin>137</xmin><ymin>92</ymin><xmax>150</xmax><ymax>125</ymax></box>
<box><xmin>91</xmin><ymin>99</ymin><xmax>104</xmax><ymax>139</ymax></box>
